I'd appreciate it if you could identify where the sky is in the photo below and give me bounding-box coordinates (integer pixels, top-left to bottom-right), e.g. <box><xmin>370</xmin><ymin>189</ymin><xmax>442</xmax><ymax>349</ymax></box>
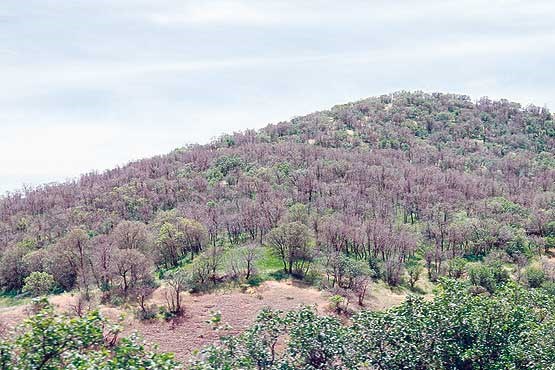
<box><xmin>1</xmin><ymin>0</ymin><xmax>555</xmax><ymax>194</ymax></box>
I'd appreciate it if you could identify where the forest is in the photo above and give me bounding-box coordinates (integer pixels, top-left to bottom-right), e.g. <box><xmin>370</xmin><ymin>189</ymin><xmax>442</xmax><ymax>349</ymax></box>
<box><xmin>1</xmin><ymin>91</ymin><xmax>555</xmax><ymax>368</ymax></box>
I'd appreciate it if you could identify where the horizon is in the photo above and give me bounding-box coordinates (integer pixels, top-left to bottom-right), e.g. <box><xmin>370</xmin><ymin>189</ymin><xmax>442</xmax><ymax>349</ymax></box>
<box><xmin>2</xmin><ymin>0</ymin><xmax>555</xmax><ymax>193</ymax></box>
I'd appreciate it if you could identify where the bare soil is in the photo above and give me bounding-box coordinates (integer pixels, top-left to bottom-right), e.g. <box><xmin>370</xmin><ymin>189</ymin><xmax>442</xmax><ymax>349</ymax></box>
<box><xmin>0</xmin><ymin>280</ymin><xmax>413</xmax><ymax>363</ymax></box>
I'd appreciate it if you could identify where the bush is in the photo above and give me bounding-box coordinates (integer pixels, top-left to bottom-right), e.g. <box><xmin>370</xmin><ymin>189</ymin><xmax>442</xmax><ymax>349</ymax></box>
<box><xmin>328</xmin><ymin>295</ymin><xmax>344</xmax><ymax>313</ymax></box>
<box><xmin>405</xmin><ymin>259</ymin><xmax>423</xmax><ymax>289</ymax></box>
<box><xmin>0</xmin><ymin>300</ymin><xmax>180</xmax><ymax>368</ymax></box>
<box><xmin>525</xmin><ymin>267</ymin><xmax>546</xmax><ymax>288</ymax></box>
<box><xmin>190</xmin><ymin>281</ymin><xmax>555</xmax><ymax>369</ymax></box>
<box><xmin>158</xmin><ymin>305</ymin><xmax>176</xmax><ymax>321</ymax></box>
<box><xmin>108</xmin><ymin>294</ymin><xmax>125</xmax><ymax>307</ymax></box>
<box><xmin>269</xmin><ymin>270</ymin><xmax>289</xmax><ymax>281</ymax></box>
<box><xmin>135</xmin><ymin>304</ymin><xmax>158</xmax><ymax>321</ymax></box>
<box><xmin>0</xmin><ymin>245</ymin><xmax>28</xmax><ymax>292</ymax></box>
<box><xmin>467</xmin><ymin>262</ymin><xmax>509</xmax><ymax>293</ymax></box>
<box><xmin>541</xmin><ymin>281</ymin><xmax>555</xmax><ymax>296</ymax></box>
<box><xmin>246</xmin><ymin>275</ymin><xmax>263</xmax><ymax>287</ymax></box>
<box><xmin>447</xmin><ymin>257</ymin><xmax>467</xmax><ymax>278</ymax></box>
<box><xmin>367</xmin><ymin>256</ymin><xmax>383</xmax><ymax>279</ymax></box>
<box><xmin>22</xmin><ymin>272</ymin><xmax>55</xmax><ymax>297</ymax></box>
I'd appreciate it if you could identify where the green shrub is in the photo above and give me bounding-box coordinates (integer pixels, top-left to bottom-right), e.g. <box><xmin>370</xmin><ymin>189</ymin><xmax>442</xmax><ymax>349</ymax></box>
<box><xmin>328</xmin><ymin>295</ymin><xmax>344</xmax><ymax>313</ymax></box>
<box><xmin>0</xmin><ymin>299</ymin><xmax>180</xmax><ymax>369</ymax></box>
<box><xmin>467</xmin><ymin>262</ymin><xmax>509</xmax><ymax>293</ymax></box>
<box><xmin>542</xmin><ymin>281</ymin><xmax>555</xmax><ymax>296</ymax></box>
<box><xmin>109</xmin><ymin>295</ymin><xmax>125</xmax><ymax>307</ymax></box>
<box><xmin>158</xmin><ymin>305</ymin><xmax>176</xmax><ymax>321</ymax></box>
<box><xmin>247</xmin><ymin>275</ymin><xmax>263</xmax><ymax>287</ymax></box>
<box><xmin>447</xmin><ymin>257</ymin><xmax>467</xmax><ymax>278</ymax></box>
<box><xmin>405</xmin><ymin>259</ymin><xmax>423</xmax><ymax>288</ymax></box>
<box><xmin>22</xmin><ymin>272</ymin><xmax>55</xmax><ymax>297</ymax></box>
<box><xmin>525</xmin><ymin>267</ymin><xmax>546</xmax><ymax>288</ymax></box>
<box><xmin>268</xmin><ymin>270</ymin><xmax>289</xmax><ymax>281</ymax></box>
<box><xmin>190</xmin><ymin>281</ymin><xmax>555</xmax><ymax>369</ymax></box>
<box><xmin>135</xmin><ymin>304</ymin><xmax>159</xmax><ymax>321</ymax></box>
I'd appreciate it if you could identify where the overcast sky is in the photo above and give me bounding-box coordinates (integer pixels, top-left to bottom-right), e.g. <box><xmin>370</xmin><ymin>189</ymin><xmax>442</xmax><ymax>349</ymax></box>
<box><xmin>1</xmin><ymin>0</ymin><xmax>554</xmax><ymax>194</ymax></box>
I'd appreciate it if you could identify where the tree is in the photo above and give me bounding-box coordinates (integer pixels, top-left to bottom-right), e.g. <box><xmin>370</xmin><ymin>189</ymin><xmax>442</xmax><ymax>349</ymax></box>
<box><xmin>155</xmin><ymin>222</ymin><xmax>183</xmax><ymax>268</ymax></box>
<box><xmin>22</xmin><ymin>272</ymin><xmax>55</xmax><ymax>297</ymax></box>
<box><xmin>447</xmin><ymin>256</ymin><xmax>467</xmax><ymax>279</ymax></box>
<box><xmin>467</xmin><ymin>261</ymin><xmax>509</xmax><ymax>293</ymax></box>
<box><xmin>154</xmin><ymin>212</ymin><xmax>208</xmax><ymax>268</ymax></box>
<box><xmin>111</xmin><ymin>220</ymin><xmax>150</xmax><ymax>252</ymax></box>
<box><xmin>267</xmin><ymin>222</ymin><xmax>315</xmax><ymax>276</ymax></box>
<box><xmin>350</xmin><ymin>261</ymin><xmax>372</xmax><ymax>305</ymax></box>
<box><xmin>525</xmin><ymin>266</ymin><xmax>546</xmax><ymax>288</ymax></box>
<box><xmin>323</xmin><ymin>252</ymin><xmax>371</xmax><ymax>305</ymax></box>
<box><xmin>89</xmin><ymin>235</ymin><xmax>115</xmax><ymax>291</ymax></box>
<box><xmin>42</xmin><ymin>244</ymin><xmax>78</xmax><ymax>292</ymax></box>
<box><xmin>204</xmin><ymin>245</ymin><xmax>224</xmax><ymax>284</ymax></box>
<box><xmin>56</xmin><ymin>228</ymin><xmax>92</xmax><ymax>297</ymax></box>
<box><xmin>0</xmin><ymin>244</ymin><xmax>28</xmax><ymax>292</ymax></box>
<box><xmin>406</xmin><ymin>259</ymin><xmax>423</xmax><ymax>289</ymax></box>
<box><xmin>164</xmin><ymin>270</ymin><xmax>189</xmax><ymax>316</ymax></box>
<box><xmin>227</xmin><ymin>244</ymin><xmax>260</xmax><ymax>280</ymax></box>
<box><xmin>383</xmin><ymin>255</ymin><xmax>405</xmax><ymax>286</ymax></box>
<box><xmin>110</xmin><ymin>249</ymin><xmax>153</xmax><ymax>298</ymax></box>
<box><xmin>1</xmin><ymin>92</ymin><xmax>554</xmax><ymax>304</ymax></box>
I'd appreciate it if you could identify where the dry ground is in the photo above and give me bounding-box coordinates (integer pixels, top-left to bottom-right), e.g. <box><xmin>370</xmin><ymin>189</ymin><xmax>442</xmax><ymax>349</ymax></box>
<box><xmin>0</xmin><ymin>279</ymin><xmax>414</xmax><ymax>363</ymax></box>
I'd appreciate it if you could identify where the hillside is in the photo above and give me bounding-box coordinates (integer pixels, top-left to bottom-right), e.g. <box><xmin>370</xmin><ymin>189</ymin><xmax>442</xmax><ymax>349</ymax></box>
<box><xmin>1</xmin><ymin>91</ymin><xmax>555</xmax><ymax>368</ymax></box>
<box><xmin>1</xmin><ymin>92</ymin><xmax>554</xmax><ymax>274</ymax></box>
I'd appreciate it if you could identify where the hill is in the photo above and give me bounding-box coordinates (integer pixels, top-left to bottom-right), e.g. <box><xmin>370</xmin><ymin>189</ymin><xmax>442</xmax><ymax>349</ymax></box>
<box><xmin>1</xmin><ymin>91</ymin><xmax>555</xmax><ymax>368</ymax></box>
<box><xmin>1</xmin><ymin>92</ymin><xmax>554</xmax><ymax>286</ymax></box>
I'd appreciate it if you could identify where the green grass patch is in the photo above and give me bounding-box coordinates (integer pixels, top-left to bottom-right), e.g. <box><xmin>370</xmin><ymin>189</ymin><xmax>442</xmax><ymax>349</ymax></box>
<box><xmin>0</xmin><ymin>292</ymin><xmax>30</xmax><ymax>308</ymax></box>
<box><xmin>256</xmin><ymin>246</ymin><xmax>283</xmax><ymax>276</ymax></box>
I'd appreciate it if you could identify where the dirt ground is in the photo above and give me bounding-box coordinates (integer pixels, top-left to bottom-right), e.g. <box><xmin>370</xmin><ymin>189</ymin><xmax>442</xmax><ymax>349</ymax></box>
<box><xmin>0</xmin><ymin>279</ymin><xmax>412</xmax><ymax>363</ymax></box>
<box><xmin>129</xmin><ymin>280</ymin><xmax>331</xmax><ymax>362</ymax></box>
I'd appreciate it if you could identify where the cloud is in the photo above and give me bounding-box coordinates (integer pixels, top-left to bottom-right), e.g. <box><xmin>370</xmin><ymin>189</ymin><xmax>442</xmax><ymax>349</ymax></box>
<box><xmin>143</xmin><ymin>0</ymin><xmax>555</xmax><ymax>29</ymax></box>
<box><xmin>1</xmin><ymin>29</ymin><xmax>553</xmax><ymax>104</ymax></box>
<box><xmin>148</xmin><ymin>1</ymin><xmax>269</xmax><ymax>25</ymax></box>
<box><xmin>1</xmin><ymin>0</ymin><xmax>554</xmax><ymax>192</ymax></box>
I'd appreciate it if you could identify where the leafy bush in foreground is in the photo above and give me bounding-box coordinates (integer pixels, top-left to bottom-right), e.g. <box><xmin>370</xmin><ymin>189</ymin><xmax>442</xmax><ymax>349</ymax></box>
<box><xmin>0</xmin><ymin>299</ymin><xmax>181</xmax><ymax>369</ymax></box>
<box><xmin>191</xmin><ymin>280</ymin><xmax>555</xmax><ymax>369</ymax></box>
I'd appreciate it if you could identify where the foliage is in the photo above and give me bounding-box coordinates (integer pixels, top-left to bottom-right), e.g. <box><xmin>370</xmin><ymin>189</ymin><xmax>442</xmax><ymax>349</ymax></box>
<box><xmin>0</xmin><ymin>92</ymin><xmax>554</xmax><ymax>293</ymax></box>
<box><xmin>267</xmin><ymin>222</ymin><xmax>315</xmax><ymax>277</ymax></box>
<box><xmin>22</xmin><ymin>272</ymin><xmax>55</xmax><ymax>297</ymax></box>
<box><xmin>525</xmin><ymin>266</ymin><xmax>547</xmax><ymax>288</ymax></box>
<box><xmin>447</xmin><ymin>256</ymin><xmax>467</xmax><ymax>278</ymax></box>
<box><xmin>0</xmin><ymin>92</ymin><xmax>553</xmax><ymax>367</ymax></box>
<box><xmin>0</xmin><ymin>298</ymin><xmax>181</xmax><ymax>369</ymax></box>
<box><xmin>164</xmin><ymin>270</ymin><xmax>190</xmax><ymax>316</ymax></box>
<box><xmin>405</xmin><ymin>258</ymin><xmax>423</xmax><ymax>289</ymax></box>
<box><xmin>191</xmin><ymin>281</ymin><xmax>555</xmax><ymax>369</ymax></box>
<box><xmin>467</xmin><ymin>261</ymin><xmax>509</xmax><ymax>293</ymax></box>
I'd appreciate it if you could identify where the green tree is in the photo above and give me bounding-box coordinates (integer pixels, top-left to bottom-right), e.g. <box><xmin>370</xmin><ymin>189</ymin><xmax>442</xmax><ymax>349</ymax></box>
<box><xmin>154</xmin><ymin>211</ymin><xmax>208</xmax><ymax>268</ymax></box>
<box><xmin>22</xmin><ymin>272</ymin><xmax>55</xmax><ymax>297</ymax></box>
<box><xmin>267</xmin><ymin>222</ymin><xmax>315</xmax><ymax>276</ymax></box>
<box><xmin>405</xmin><ymin>258</ymin><xmax>423</xmax><ymax>289</ymax></box>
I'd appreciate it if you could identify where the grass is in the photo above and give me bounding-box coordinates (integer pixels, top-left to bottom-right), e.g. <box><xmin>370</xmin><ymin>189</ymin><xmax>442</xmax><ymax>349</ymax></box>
<box><xmin>256</xmin><ymin>246</ymin><xmax>284</xmax><ymax>279</ymax></box>
<box><xmin>0</xmin><ymin>292</ymin><xmax>30</xmax><ymax>308</ymax></box>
